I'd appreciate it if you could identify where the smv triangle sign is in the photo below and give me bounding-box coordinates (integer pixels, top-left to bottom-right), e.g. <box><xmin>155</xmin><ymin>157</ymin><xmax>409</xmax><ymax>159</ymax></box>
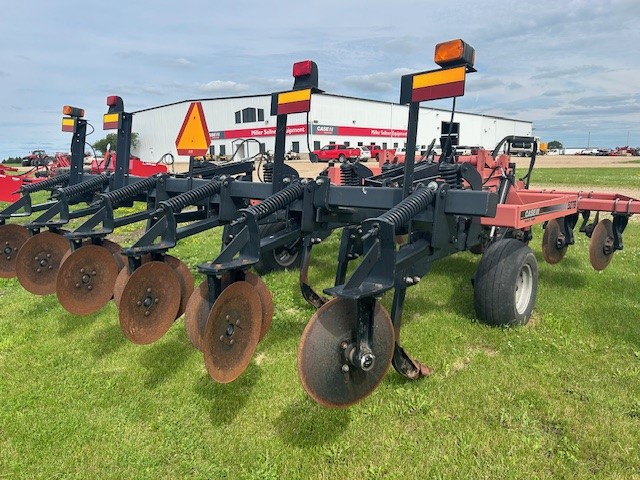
<box><xmin>175</xmin><ymin>102</ymin><xmax>211</xmax><ymax>156</ymax></box>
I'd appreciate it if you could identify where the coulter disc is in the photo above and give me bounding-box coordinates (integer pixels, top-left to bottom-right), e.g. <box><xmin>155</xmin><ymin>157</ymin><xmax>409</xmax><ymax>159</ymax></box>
<box><xmin>184</xmin><ymin>274</ymin><xmax>232</xmax><ymax>351</ymax></box>
<box><xmin>100</xmin><ymin>239</ymin><xmax>126</xmax><ymax>271</ymax></box>
<box><xmin>297</xmin><ymin>297</ymin><xmax>394</xmax><ymax>408</ymax></box>
<box><xmin>244</xmin><ymin>271</ymin><xmax>274</xmax><ymax>341</ymax></box>
<box><xmin>202</xmin><ymin>281</ymin><xmax>262</xmax><ymax>383</ymax></box>
<box><xmin>15</xmin><ymin>231</ymin><xmax>70</xmax><ymax>295</ymax></box>
<box><xmin>589</xmin><ymin>219</ymin><xmax>615</xmax><ymax>271</ymax></box>
<box><xmin>118</xmin><ymin>261</ymin><xmax>181</xmax><ymax>344</ymax></box>
<box><xmin>0</xmin><ymin>224</ymin><xmax>30</xmax><ymax>278</ymax></box>
<box><xmin>56</xmin><ymin>245</ymin><xmax>119</xmax><ymax>315</ymax></box>
<box><xmin>164</xmin><ymin>255</ymin><xmax>194</xmax><ymax>319</ymax></box>
<box><xmin>541</xmin><ymin>218</ymin><xmax>567</xmax><ymax>265</ymax></box>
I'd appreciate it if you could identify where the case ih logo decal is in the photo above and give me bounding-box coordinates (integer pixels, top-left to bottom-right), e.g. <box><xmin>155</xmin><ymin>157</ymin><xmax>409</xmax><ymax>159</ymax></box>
<box><xmin>519</xmin><ymin>204</ymin><xmax>570</xmax><ymax>221</ymax></box>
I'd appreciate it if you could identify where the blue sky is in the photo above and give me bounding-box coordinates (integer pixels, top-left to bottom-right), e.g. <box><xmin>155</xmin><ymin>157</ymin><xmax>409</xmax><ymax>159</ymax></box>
<box><xmin>1</xmin><ymin>0</ymin><xmax>638</xmax><ymax>159</ymax></box>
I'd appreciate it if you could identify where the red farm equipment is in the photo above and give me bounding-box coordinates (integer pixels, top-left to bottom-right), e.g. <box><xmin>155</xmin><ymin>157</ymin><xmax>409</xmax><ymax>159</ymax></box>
<box><xmin>3</xmin><ymin>40</ymin><xmax>637</xmax><ymax>409</ymax></box>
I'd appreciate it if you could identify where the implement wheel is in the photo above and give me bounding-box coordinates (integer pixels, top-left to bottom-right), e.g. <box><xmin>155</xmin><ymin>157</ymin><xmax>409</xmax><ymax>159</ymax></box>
<box><xmin>254</xmin><ymin>222</ymin><xmax>301</xmax><ymax>274</ymax></box>
<box><xmin>473</xmin><ymin>239</ymin><xmax>538</xmax><ymax>326</ymax></box>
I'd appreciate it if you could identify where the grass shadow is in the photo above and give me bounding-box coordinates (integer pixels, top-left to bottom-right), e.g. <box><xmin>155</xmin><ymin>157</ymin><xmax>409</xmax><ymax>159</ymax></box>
<box><xmin>55</xmin><ymin>311</ymin><xmax>99</xmax><ymax>337</ymax></box>
<box><xmin>91</xmin><ymin>323</ymin><xmax>128</xmax><ymax>359</ymax></box>
<box><xmin>275</xmin><ymin>396</ymin><xmax>351</xmax><ymax>448</ymax></box>
<box><xmin>193</xmin><ymin>365</ymin><xmax>261</xmax><ymax>426</ymax></box>
<box><xmin>138</xmin><ymin>336</ymin><xmax>195</xmax><ymax>389</ymax></box>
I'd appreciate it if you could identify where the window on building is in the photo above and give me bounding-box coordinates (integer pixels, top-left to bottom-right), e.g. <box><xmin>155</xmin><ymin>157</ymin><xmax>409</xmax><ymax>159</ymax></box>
<box><xmin>357</xmin><ymin>141</ymin><xmax>363</xmax><ymax>146</ymax></box>
<box><xmin>234</xmin><ymin>111</ymin><xmax>241</xmax><ymax>124</ymax></box>
<box><xmin>344</xmin><ymin>141</ymin><xmax>350</xmax><ymax>147</ymax></box>
<box><xmin>329</xmin><ymin>141</ymin><xmax>336</xmax><ymax>145</ymax></box>
<box><xmin>382</xmin><ymin>142</ymin><xmax>387</xmax><ymax>149</ymax></box>
<box><xmin>291</xmin><ymin>141</ymin><xmax>300</xmax><ymax>153</ymax></box>
<box><xmin>220</xmin><ymin>145</ymin><xmax>226</xmax><ymax>155</ymax></box>
<box><xmin>259</xmin><ymin>142</ymin><xmax>266</xmax><ymax>154</ymax></box>
<box><xmin>313</xmin><ymin>141</ymin><xmax>321</xmax><ymax>150</ymax></box>
<box><xmin>242</xmin><ymin>107</ymin><xmax>256</xmax><ymax>123</ymax></box>
<box><xmin>393</xmin><ymin>143</ymin><xmax>398</xmax><ymax>148</ymax></box>
<box><xmin>257</xmin><ymin>109</ymin><xmax>264</xmax><ymax>121</ymax></box>
<box><xmin>209</xmin><ymin>145</ymin><xmax>215</xmax><ymax>156</ymax></box>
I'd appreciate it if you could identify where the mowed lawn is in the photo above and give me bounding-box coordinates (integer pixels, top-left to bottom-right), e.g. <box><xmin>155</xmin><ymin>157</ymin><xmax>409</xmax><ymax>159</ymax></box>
<box><xmin>1</xmin><ymin>172</ymin><xmax>639</xmax><ymax>479</ymax></box>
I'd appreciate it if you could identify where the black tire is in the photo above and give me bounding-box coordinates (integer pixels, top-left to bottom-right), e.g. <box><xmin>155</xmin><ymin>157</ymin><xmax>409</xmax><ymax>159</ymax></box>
<box><xmin>254</xmin><ymin>222</ymin><xmax>302</xmax><ymax>274</ymax></box>
<box><xmin>473</xmin><ymin>239</ymin><xmax>537</xmax><ymax>326</ymax></box>
<box><xmin>338</xmin><ymin>154</ymin><xmax>346</xmax><ymax>162</ymax></box>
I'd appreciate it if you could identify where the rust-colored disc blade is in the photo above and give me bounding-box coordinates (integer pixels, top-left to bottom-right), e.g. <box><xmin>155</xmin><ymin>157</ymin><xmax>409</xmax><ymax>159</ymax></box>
<box><xmin>184</xmin><ymin>274</ymin><xmax>232</xmax><ymax>351</ymax></box>
<box><xmin>56</xmin><ymin>245</ymin><xmax>119</xmax><ymax>315</ymax></box>
<box><xmin>244</xmin><ymin>272</ymin><xmax>274</xmax><ymax>342</ymax></box>
<box><xmin>118</xmin><ymin>261</ymin><xmax>181</xmax><ymax>344</ymax></box>
<box><xmin>297</xmin><ymin>298</ymin><xmax>394</xmax><ymax>408</ymax></box>
<box><xmin>202</xmin><ymin>281</ymin><xmax>262</xmax><ymax>383</ymax></box>
<box><xmin>184</xmin><ymin>281</ymin><xmax>210</xmax><ymax>351</ymax></box>
<box><xmin>589</xmin><ymin>219</ymin><xmax>615</xmax><ymax>271</ymax></box>
<box><xmin>113</xmin><ymin>267</ymin><xmax>130</xmax><ymax>308</ymax></box>
<box><xmin>542</xmin><ymin>218</ymin><xmax>567</xmax><ymax>265</ymax></box>
<box><xmin>0</xmin><ymin>224</ymin><xmax>30</xmax><ymax>278</ymax></box>
<box><xmin>15</xmin><ymin>231</ymin><xmax>70</xmax><ymax>295</ymax></box>
<box><xmin>113</xmin><ymin>255</ymin><xmax>152</xmax><ymax>308</ymax></box>
<box><xmin>101</xmin><ymin>239</ymin><xmax>126</xmax><ymax>271</ymax></box>
<box><xmin>164</xmin><ymin>255</ymin><xmax>194</xmax><ymax>319</ymax></box>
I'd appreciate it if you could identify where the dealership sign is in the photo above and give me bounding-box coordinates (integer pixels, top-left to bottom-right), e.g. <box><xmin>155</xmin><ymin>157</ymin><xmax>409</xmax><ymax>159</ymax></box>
<box><xmin>210</xmin><ymin>123</ymin><xmax>407</xmax><ymax>140</ymax></box>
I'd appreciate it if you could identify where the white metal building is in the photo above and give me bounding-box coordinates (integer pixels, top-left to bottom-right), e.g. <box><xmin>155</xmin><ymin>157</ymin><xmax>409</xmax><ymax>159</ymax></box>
<box><xmin>131</xmin><ymin>93</ymin><xmax>532</xmax><ymax>164</ymax></box>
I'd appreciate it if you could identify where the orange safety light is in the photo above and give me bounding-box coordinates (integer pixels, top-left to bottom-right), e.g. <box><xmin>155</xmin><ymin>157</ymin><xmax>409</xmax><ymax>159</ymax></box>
<box><xmin>434</xmin><ymin>39</ymin><xmax>475</xmax><ymax>69</ymax></box>
<box><xmin>62</xmin><ymin>105</ymin><xmax>85</xmax><ymax>118</ymax></box>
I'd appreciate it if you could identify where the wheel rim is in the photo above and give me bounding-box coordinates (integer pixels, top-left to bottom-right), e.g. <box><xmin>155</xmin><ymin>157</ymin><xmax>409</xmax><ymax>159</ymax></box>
<box><xmin>515</xmin><ymin>263</ymin><xmax>533</xmax><ymax>314</ymax></box>
<box><xmin>272</xmin><ymin>244</ymin><xmax>298</xmax><ymax>268</ymax></box>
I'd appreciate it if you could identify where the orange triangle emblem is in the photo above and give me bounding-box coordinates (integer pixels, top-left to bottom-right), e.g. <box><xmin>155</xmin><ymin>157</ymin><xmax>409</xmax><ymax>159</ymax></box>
<box><xmin>175</xmin><ymin>102</ymin><xmax>211</xmax><ymax>156</ymax></box>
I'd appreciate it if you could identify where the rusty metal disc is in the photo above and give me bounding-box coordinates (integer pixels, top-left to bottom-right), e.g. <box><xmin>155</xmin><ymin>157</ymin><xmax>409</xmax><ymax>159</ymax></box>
<box><xmin>184</xmin><ymin>281</ymin><xmax>210</xmax><ymax>351</ymax></box>
<box><xmin>244</xmin><ymin>271</ymin><xmax>274</xmax><ymax>342</ymax></box>
<box><xmin>15</xmin><ymin>231</ymin><xmax>70</xmax><ymax>295</ymax></box>
<box><xmin>542</xmin><ymin>218</ymin><xmax>567</xmax><ymax>265</ymax></box>
<box><xmin>202</xmin><ymin>281</ymin><xmax>262</xmax><ymax>383</ymax></box>
<box><xmin>0</xmin><ymin>224</ymin><xmax>30</xmax><ymax>278</ymax></box>
<box><xmin>164</xmin><ymin>255</ymin><xmax>194</xmax><ymax>319</ymax></box>
<box><xmin>56</xmin><ymin>245</ymin><xmax>119</xmax><ymax>315</ymax></box>
<box><xmin>113</xmin><ymin>254</ymin><xmax>152</xmax><ymax>308</ymax></box>
<box><xmin>589</xmin><ymin>219</ymin><xmax>615</xmax><ymax>271</ymax></box>
<box><xmin>100</xmin><ymin>239</ymin><xmax>126</xmax><ymax>271</ymax></box>
<box><xmin>297</xmin><ymin>297</ymin><xmax>394</xmax><ymax>408</ymax></box>
<box><xmin>184</xmin><ymin>274</ymin><xmax>232</xmax><ymax>351</ymax></box>
<box><xmin>118</xmin><ymin>261</ymin><xmax>181</xmax><ymax>344</ymax></box>
<box><xmin>113</xmin><ymin>266</ymin><xmax>130</xmax><ymax>308</ymax></box>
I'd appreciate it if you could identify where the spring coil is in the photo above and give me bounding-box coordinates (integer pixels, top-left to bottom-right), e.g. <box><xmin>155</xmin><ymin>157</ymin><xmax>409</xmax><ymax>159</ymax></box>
<box><xmin>161</xmin><ymin>179</ymin><xmax>222</xmax><ymax>213</ymax></box>
<box><xmin>340</xmin><ymin>162</ymin><xmax>359</xmax><ymax>186</ymax></box>
<box><xmin>20</xmin><ymin>172</ymin><xmax>71</xmax><ymax>194</ymax></box>
<box><xmin>439</xmin><ymin>163</ymin><xmax>462</xmax><ymax>189</ymax></box>
<box><xmin>262</xmin><ymin>162</ymin><xmax>274</xmax><ymax>184</ymax></box>
<box><xmin>103</xmin><ymin>176</ymin><xmax>159</xmax><ymax>206</ymax></box>
<box><xmin>54</xmin><ymin>174</ymin><xmax>110</xmax><ymax>200</ymax></box>
<box><xmin>377</xmin><ymin>186</ymin><xmax>435</xmax><ymax>230</ymax></box>
<box><xmin>245</xmin><ymin>181</ymin><xmax>304</xmax><ymax>221</ymax></box>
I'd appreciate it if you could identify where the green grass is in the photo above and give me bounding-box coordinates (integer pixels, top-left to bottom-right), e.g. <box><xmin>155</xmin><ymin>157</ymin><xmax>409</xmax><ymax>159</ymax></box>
<box><xmin>1</xmin><ymin>174</ymin><xmax>639</xmax><ymax>479</ymax></box>
<box><xmin>529</xmin><ymin>168</ymin><xmax>640</xmax><ymax>190</ymax></box>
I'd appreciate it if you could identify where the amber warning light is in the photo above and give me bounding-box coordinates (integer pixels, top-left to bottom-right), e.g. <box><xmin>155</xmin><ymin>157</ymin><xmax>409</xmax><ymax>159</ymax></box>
<box><xmin>434</xmin><ymin>39</ymin><xmax>475</xmax><ymax>69</ymax></box>
<box><xmin>62</xmin><ymin>105</ymin><xmax>85</xmax><ymax>118</ymax></box>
